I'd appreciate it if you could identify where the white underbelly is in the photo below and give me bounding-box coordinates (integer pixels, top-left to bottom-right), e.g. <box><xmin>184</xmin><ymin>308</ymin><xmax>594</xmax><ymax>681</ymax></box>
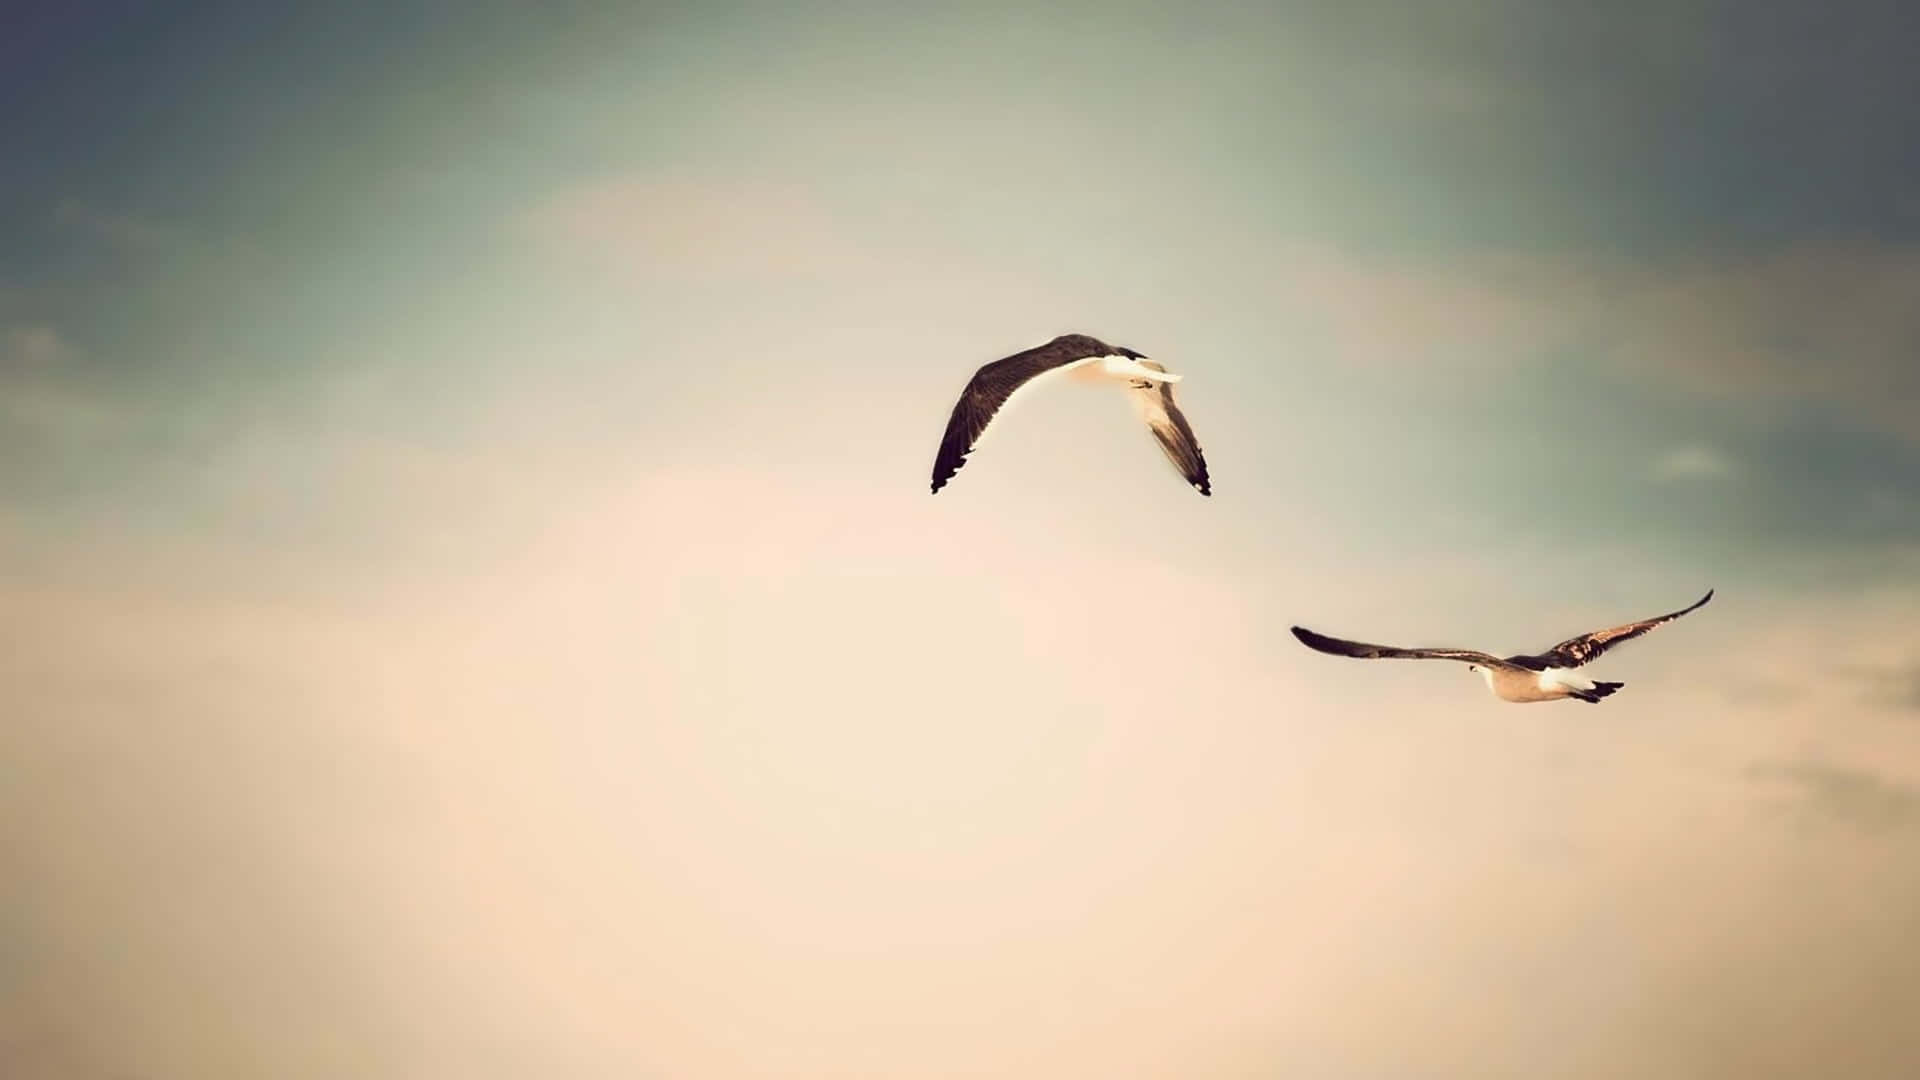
<box><xmin>1493</xmin><ymin>669</ymin><xmax>1569</xmax><ymax>702</ymax></box>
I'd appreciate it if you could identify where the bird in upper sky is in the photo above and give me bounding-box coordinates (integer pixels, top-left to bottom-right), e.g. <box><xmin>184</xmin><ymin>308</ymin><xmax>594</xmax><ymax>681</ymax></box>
<box><xmin>1289</xmin><ymin>590</ymin><xmax>1715</xmax><ymax>704</ymax></box>
<box><xmin>929</xmin><ymin>333</ymin><xmax>1211</xmax><ymax>496</ymax></box>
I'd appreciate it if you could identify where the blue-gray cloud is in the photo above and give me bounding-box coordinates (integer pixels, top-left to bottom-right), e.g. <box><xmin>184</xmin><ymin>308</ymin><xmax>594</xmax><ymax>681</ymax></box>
<box><xmin>1750</xmin><ymin>759</ymin><xmax>1920</xmax><ymax>832</ymax></box>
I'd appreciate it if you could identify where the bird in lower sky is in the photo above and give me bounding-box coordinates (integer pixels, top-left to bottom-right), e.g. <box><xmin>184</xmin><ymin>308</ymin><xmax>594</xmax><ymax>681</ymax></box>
<box><xmin>1290</xmin><ymin>590</ymin><xmax>1715</xmax><ymax>704</ymax></box>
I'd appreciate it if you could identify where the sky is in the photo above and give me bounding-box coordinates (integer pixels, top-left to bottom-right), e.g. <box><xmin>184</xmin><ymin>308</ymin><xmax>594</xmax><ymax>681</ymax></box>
<box><xmin>3</xmin><ymin>2</ymin><xmax>1919</xmax><ymax>1077</ymax></box>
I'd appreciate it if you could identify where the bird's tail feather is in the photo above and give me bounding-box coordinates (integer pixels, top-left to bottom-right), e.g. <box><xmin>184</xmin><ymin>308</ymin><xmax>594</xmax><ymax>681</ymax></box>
<box><xmin>1572</xmin><ymin>681</ymin><xmax>1626</xmax><ymax>704</ymax></box>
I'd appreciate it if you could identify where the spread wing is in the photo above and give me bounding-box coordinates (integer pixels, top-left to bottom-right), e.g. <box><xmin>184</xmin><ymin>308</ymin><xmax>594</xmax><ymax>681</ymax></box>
<box><xmin>1290</xmin><ymin>626</ymin><xmax>1502</xmax><ymax>665</ymax></box>
<box><xmin>1524</xmin><ymin>589</ymin><xmax>1715</xmax><ymax>669</ymax></box>
<box><xmin>1126</xmin><ymin>361</ymin><xmax>1211</xmax><ymax>496</ymax></box>
<box><xmin>929</xmin><ymin>336</ymin><xmax>1113</xmax><ymax>493</ymax></box>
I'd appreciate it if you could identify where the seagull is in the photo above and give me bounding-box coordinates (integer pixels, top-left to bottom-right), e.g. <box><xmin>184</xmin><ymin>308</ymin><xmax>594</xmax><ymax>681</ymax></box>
<box><xmin>1290</xmin><ymin>590</ymin><xmax>1714</xmax><ymax>704</ymax></box>
<box><xmin>930</xmin><ymin>333</ymin><xmax>1210</xmax><ymax>495</ymax></box>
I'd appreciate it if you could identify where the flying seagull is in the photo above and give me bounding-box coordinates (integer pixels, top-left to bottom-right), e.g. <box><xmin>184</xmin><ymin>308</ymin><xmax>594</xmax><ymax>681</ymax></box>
<box><xmin>1290</xmin><ymin>590</ymin><xmax>1714</xmax><ymax>704</ymax></box>
<box><xmin>929</xmin><ymin>333</ymin><xmax>1210</xmax><ymax>495</ymax></box>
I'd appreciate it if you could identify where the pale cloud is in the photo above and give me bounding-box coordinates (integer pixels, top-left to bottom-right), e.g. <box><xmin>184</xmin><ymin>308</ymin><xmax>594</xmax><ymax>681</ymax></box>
<box><xmin>53</xmin><ymin>198</ymin><xmax>185</xmax><ymax>251</ymax></box>
<box><xmin>1859</xmin><ymin>661</ymin><xmax>1920</xmax><ymax>712</ymax></box>
<box><xmin>5</xmin><ymin>394</ymin><xmax>1918</xmax><ymax>1077</ymax></box>
<box><xmin>1244</xmin><ymin>243</ymin><xmax>1920</xmax><ymax>440</ymax></box>
<box><xmin>0</xmin><ymin>326</ymin><xmax>118</xmax><ymax>446</ymax></box>
<box><xmin>1863</xmin><ymin>489</ymin><xmax>1918</xmax><ymax>529</ymax></box>
<box><xmin>4</xmin><ymin>325</ymin><xmax>64</xmax><ymax>369</ymax></box>
<box><xmin>1708</xmin><ymin>573</ymin><xmax>1920</xmax><ymax>718</ymax></box>
<box><xmin>1654</xmin><ymin>443</ymin><xmax>1735</xmax><ymax>481</ymax></box>
<box><xmin>1577</xmin><ymin>248</ymin><xmax>1920</xmax><ymax>438</ymax></box>
<box><xmin>520</xmin><ymin>176</ymin><xmax>874</xmax><ymax>283</ymax></box>
<box><xmin>1748</xmin><ymin>760</ymin><xmax>1920</xmax><ymax>833</ymax></box>
<box><xmin>1256</xmin><ymin>245</ymin><xmax>1572</xmax><ymax>374</ymax></box>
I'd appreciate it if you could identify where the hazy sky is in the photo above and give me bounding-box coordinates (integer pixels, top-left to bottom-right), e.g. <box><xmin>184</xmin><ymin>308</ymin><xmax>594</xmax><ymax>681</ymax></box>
<box><xmin>5</xmin><ymin>3</ymin><xmax>1919</xmax><ymax>1077</ymax></box>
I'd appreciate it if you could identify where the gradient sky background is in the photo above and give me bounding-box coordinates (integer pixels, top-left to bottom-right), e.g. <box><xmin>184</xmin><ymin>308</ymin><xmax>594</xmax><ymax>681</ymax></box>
<box><xmin>5</xmin><ymin>2</ymin><xmax>1920</xmax><ymax>1077</ymax></box>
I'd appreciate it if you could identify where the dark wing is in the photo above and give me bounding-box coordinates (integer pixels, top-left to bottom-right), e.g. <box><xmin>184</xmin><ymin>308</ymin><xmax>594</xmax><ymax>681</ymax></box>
<box><xmin>1525</xmin><ymin>589</ymin><xmax>1714</xmax><ymax>669</ymax></box>
<box><xmin>1126</xmin><ymin>362</ymin><xmax>1211</xmax><ymax>495</ymax></box>
<box><xmin>1290</xmin><ymin>626</ymin><xmax>1502</xmax><ymax>665</ymax></box>
<box><xmin>929</xmin><ymin>336</ymin><xmax>1111</xmax><ymax>493</ymax></box>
